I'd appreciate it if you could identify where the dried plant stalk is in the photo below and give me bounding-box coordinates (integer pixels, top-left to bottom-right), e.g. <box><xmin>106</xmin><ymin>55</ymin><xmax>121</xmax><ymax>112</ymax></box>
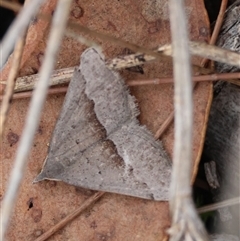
<box><xmin>0</xmin><ymin>0</ymin><xmax>22</xmax><ymax>12</ymax></box>
<box><xmin>34</xmin><ymin>192</ymin><xmax>105</xmax><ymax>241</ymax></box>
<box><xmin>0</xmin><ymin>38</ymin><xmax>26</xmax><ymax>138</ymax></box>
<box><xmin>0</xmin><ymin>0</ymin><xmax>45</xmax><ymax>69</ymax></box>
<box><xmin>198</xmin><ymin>196</ymin><xmax>240</xmax><ymax>214</ymax></box>
<box><xmin>65</xmin><ymin>30</ymin><xmax>100</xmax><ymax>49</ymax></box>
<box><xmin>0</xmin><ymin>0</ymin><xmax>73</xmax><ymax>239</ymax></box>
<box><xmin>0</xmin><ymin>67</ymin><xmax>74</xmax><ymax>92</ymax></box>
<box><xmin>1</xmin><ymin>1</ymin><xmax>239</xmax><ymax>72</ymax></box>
<box><xmin>200</xmin><ymin>0</ymin><xmax>228</xmax><ymax>66</ymax></box>
<box><xmin>0</xmin><ymin>0</ymin><xmax>31</xmax><ymax>140</ymax></box>
<box><xmin>155</xmin><ymin>0</ymin><xmax>229</xmax><ymax>170</ymax></box>
<box><xmin>0</xmin><ymin>86</ymin><xmax>69</xmax><ymax>100</ymax></box>
<box><xmin>168</xmin><ymin>0</ymin><xmax>209</xmax><ymax>240</ymax></box>
<box><xmin>0</xmin><ymin>68</ymin><xmax>238</xmax><ymax>94</ymax></box>
<box><xmin>127</xmin><ymin>72</ymin><xmax>240</xmax><ymax>86</ymax></box>
<box><xmin>0</xmin><ymin>71</ymin><xmax>239</xmax><ymax>102</ymax></box>
<box><xmin>106</xmin><ymin>41</ymin><xmax>240</xmax><ymax>70</ymax></box>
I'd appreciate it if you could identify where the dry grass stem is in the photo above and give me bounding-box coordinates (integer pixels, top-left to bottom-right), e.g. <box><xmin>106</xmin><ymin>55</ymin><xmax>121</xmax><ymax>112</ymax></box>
<box><xmin>0</xmin><ymin>39</ymin><xmax>26</xmax><ymax>138</ymax></box>
<box><xmin>31</xmin><ymin>12</ymin><xmax>240</xmax><ymax>73</ymax></box>
<box><xmin>0</xmin><ymin>0</ymin><xmax>73</xmax><ymax>239</ymax></box>
<box><xmin>197</xmin><ymin>196</ymin><xmax>240</xmax><ymax>214</ymax></box>
<box><xmin>65</xmin><ymin>30</ymin><xmax>100</xmax><ymax>49</ymax></box>
<box><xmin>154</xmin><ymin>0</ymin><xmax>228</xmax><ymax>147</ymax></box>
<box><xmin>67</xmin><ymin>20</ymin><xmax>170</xmax><ymax>62</ymax></box>
<box><xmin>0</xmin><ymin>0</ymin><xmax>22</xmax><ymax>12</ymax></box>
<box><xmin>0</xmin><ymin>67</ymin><xmax>239</xmax><ymax>95</ymax></box>
<box><xmin>189</xmin><ymin>41</ymin><xmax>239</xmax><ymax>68</ymax></box>
<box><xmin>0</xmin><ymin>86</ymin><xmax>69</xmax><ymax>100</ymax></box>
<box><xmin>127</xmin><ymin>72</ymin><xmax>240</xmax><ymax>86</ymax></box>
<box><xmin>200</xmin><ymin>0</ymin><xmax>228</xmax><ymax>66</ymax></box>
<box><xmin>167</xmin><ymin>0</ymin><xmax>229</xmax><ymax>239</ymax></box>
<box><xmin>0</xmin><ymin>0</ymin><xmax>44</xmax><ymax>69</ymax></box>
<box><xmin>154</xmin><ymin>111</ymin><xmax>174</xmax><ymax>139</ymax></box>
<box><xmin>34</xmin><ymin>192</ymin><xmax>105</xmax><ymax>241</ymax></box>
<box><xmin>0</xmin><ymin>0</ymin><xmax>31</xmax><ymax>140</ymax></box>
<box><xmin>106</xmin><ymin>40</ymin><xmax>240</xmax><ymax>70</ymax></box>
<box><xmin>1</xmin><ymin>1</ymin><xmax>237</xmax><ymax>71</ymax></box>
<box><xmin>0</xmin><ymin>67</ymin><xmax>75</xmax><ymax>92</ymax></box>
<box><xmin>1</xmin><ymin>72</ymin><xmax>238</xmax><ymax>101</ymax></box>
<box><xmin>168</xmin><ymin>0</ymin><xmax>209</xmax><ymax>240</ymax></box>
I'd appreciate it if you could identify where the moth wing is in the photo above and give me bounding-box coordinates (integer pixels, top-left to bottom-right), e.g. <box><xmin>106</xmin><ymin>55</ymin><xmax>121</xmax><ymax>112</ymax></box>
<box><xmin>108</xmin><ymin>121</ymin><xmax>172</xmax><ymax>201</ymax></box>
<box><xmin>35</xmin><ymin>49</ymin><xmax>172</xmax><ymax>201</ymax></box>
<box><xmin>81</xmin><ymin>48</ymin><xmax>139</xmax><ymax>135</ymax></box>
<box><xmin>34</xmin><ymin>68</ymin><xmax>106</xmax><ymax>182</ymax></box>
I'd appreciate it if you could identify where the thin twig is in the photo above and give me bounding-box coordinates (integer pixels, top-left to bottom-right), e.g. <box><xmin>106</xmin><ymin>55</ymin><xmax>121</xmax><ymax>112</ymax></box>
<box><xmin>38</xmin><ymin>16</ymin><xmax>240</xmax><ymax>72</ymax></box>
<box><xmin>159</xmin><ymin>40</ymin><xmax>240</xmax><ymax>68</ymax></box>
<box><xmin>1</xmin><ymin>1</ymin><xmax>238</xmax><ymax>72</ymax></box>
<box><xmin>0</xmin><ymin>0</ymin><xmax>30</xmax><ymax>140</ymax></box>
<box><xmin>197</xmin><ymin>196</ymin><xmax>240</xmax><ymax>214</ymax></box>
<box><xmin>190</xmin><ymin>41</ymin><xmax>239</xmax><ymax>68</ymax></box>
<box><xmin>65</xmin><ymin>30</ymin><xmax>100</xmax><ymax>49</ymax></box>
<box><xmin>168</xmin><ymin>0</ymin><xmax>209</xmax><ymax>240</ymax></box>
<box><xmin>0</xmin><ymin>87</ymin><xmax>69</xmax><ymax>100</ymax></box>
<box><xmin>200</xmin><ymin>0</ymin><xmax>228</xmax><ymax>66</ymax></box>
<box><xmin>34</xmin><ymin>192</ymin><xmax>105</xmax><ymax>241</ymax></box>
<box><xmin>0</xmin><ymin>0</ymin><xmax>45</xmax><ymax>69</ymax></box>
<box><xmin>0</xmin><ymin>0</ymin><xmax>73</xmax><ymax>239</ymax></box>
<box><xmin>127</xmin><ymin>72</ymin><xmax>240</xmax><ymax>86</ymax></box>
<box><xmin>2</xmin><ymin>4</ymin><xmax>236</xmax><ymax>73</ymax></box>
<box><xmin>0</xmin><ymin>43</ymin><xmax>25</xmax><ymax>136</ymax></box>
<box><xmin>0</xmin><ymin>67</ymin><xmax>75</xmax><ymax>92</ymax></box>
<box><xmin>0</xmin><ymin>0</ymin><xmax>22</xmax><ymax>12</ymax></box>
<box><xmin>154</xmin><ymin>111</ymin><xmax>174</xmax><ymax>139</ymax></box>
<box><xmin>168</xmin><ymin>0</ymin><xmax>229</xmax><ymax>239</ymax></box>
<box><xmin>0</xmin><ymin>67</ymin><xmax>239</xmax><ymax>94</ymax></box>
<box><xmin>67</xmin><ymin>20</ymin><xmax>170</xmax><ymax>62</ymax></box>
<box><xmin>154</xmin><ymin>0</ymin><xmax>228</xmax><ymax>141</ymax></box>
<box><xmin>1</xmin><ymin>72</ymin><xmax>238</xmax><ymax>101</ymax></box>
<box><xmin>106</xmin><ymin>41</ymin><xmax>240</xmax><ymax>70</ymax></box>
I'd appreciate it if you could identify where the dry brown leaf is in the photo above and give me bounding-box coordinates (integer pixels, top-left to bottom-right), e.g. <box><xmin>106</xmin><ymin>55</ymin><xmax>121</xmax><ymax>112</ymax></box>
<box><xmin>1</xmin><ymin>0</ymin><xmax>212</xmax><ymax>240</ymax></box>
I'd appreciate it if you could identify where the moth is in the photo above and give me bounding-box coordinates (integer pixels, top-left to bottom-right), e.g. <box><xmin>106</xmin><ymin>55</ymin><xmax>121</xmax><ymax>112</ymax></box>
<box><xmin>35</xmin><ymin>48</ymin><xmax>172</xmax><ymax>201</ymax></box>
